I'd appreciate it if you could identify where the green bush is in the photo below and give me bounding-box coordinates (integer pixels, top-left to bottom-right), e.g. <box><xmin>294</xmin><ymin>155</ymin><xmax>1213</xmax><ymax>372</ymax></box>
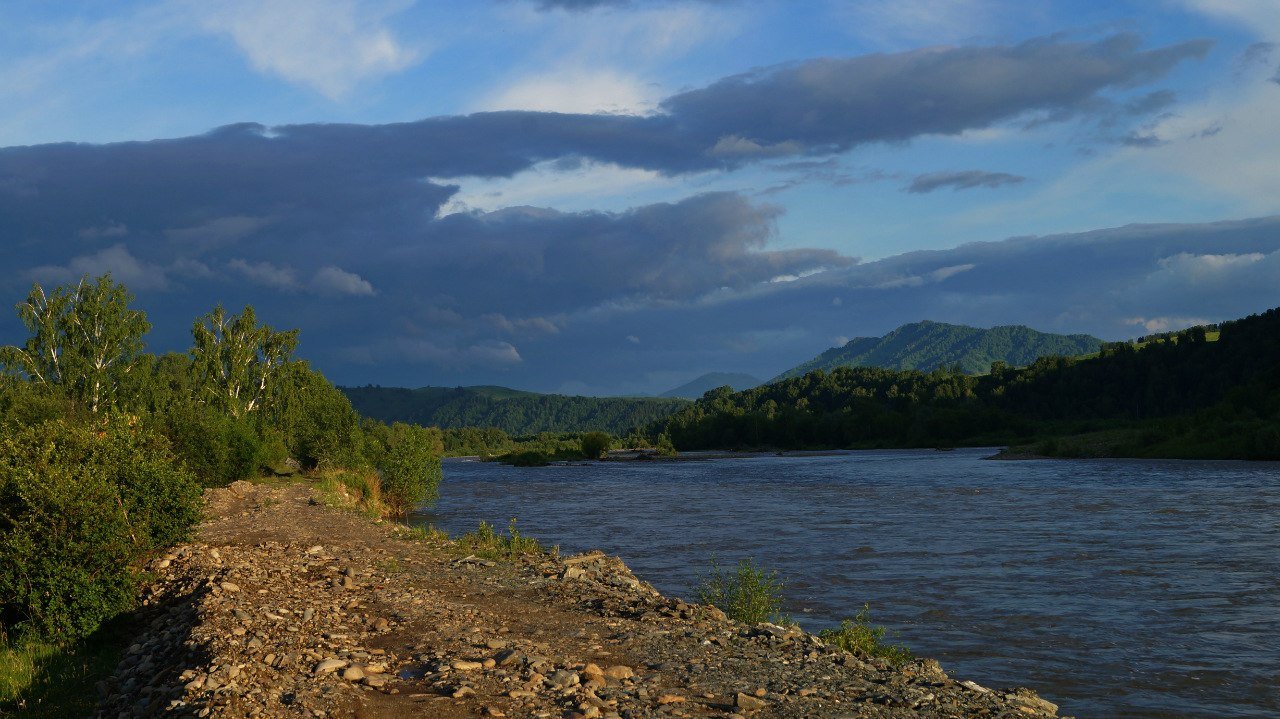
<box><xmin>159</xmin><ymin>404</ymin><xmax>264</xmax><ymax>487</ymax></box>
<box><xmin>696</xmin><ymin>558</ymin><xmax>787</xmax><ymax>624</ymax></box>
<box><xmin>818</xmin><ymin>604</ymin><xmax>913</xmax><ymax>665</ymax></box>
<box><xmin>368</xmin><ymin>423</ymin><xmax>443</xmax><ymax>516</ymax></box>
<box><xmin>0</xmin><ymin>418</ymin><xmax>201</xmax><ymax>641</ymax></box>
<box><xmin>579</xmin><ymin>431</ymin><xmax>612</xmax><ymax>459</ymax></box>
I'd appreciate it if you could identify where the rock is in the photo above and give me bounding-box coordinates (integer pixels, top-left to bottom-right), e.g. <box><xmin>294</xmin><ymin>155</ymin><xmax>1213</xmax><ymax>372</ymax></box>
<box><xmin>452</xmin><ymin>686</ymin><xmax>475</xmax><ymax>699</ymax></box>
<box><xmin>341</xmin><ymin>666</ymin><xmax>365</xmax><ymax>682</ymax></box>
<box><xmin>603</xmin><ymin>665</ymin><xmax>633</xmax><ymax>680</ymax></box>
<box><xmin>735</xmin><ymin>692</ymin><xmax>769</xmax><ymax>712</ymax></box>
<box><xmin>314</xmin><ymin>659</ymin><xmax>348</xmax><ymax>675</ymax></box>
<box><xmin>656</xmin><ymin>694</ymin><xmax>687</xmax><ymax>705</ymax></box>
<box><xmin>220</xmin><ymin>582</ymin><xmax>240</xmax><ymax>593</ymax></box>
<box><xmin>452</xmin><ymin>659</ymin><xmax>484</xmax><ymax>671</ymax></box>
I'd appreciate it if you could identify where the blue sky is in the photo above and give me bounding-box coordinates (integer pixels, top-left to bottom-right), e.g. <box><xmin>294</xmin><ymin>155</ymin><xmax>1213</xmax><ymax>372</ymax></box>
<box><xmin>3</xmin><ymin>0</ymin><xmax>1279</xmax><ymax>395</ymax></box>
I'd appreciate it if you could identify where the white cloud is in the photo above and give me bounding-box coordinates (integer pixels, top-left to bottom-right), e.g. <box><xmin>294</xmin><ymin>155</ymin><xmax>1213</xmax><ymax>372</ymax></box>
<box><xmin>439</xmin><ymin>159</ymin><xmax>675</xmax><ymax>214</ymax></box>
<box><xmin>228</xmin><ymin>258</ymin><xmax>300</xmax><ymax>291</ymax></box>
<box><xmin>1123</xmin><ymin>316</ymin><xmax>1213</xmax><ymax>333</ymax></box>
<box><xmin>26</xmin><ymin>244</ymin><xmax>198</xmax><ymax>291</ymax></box>
<box><xmin>311</xmin><ymin>266</ymin><xmax>376</xmax><ymax>296</ymax></box>
<box><xmin>195</xmin><ymin>0</ymin><xmax>423</xmax><ymax>99</ymax></box>
<box><xmin>475</xmin><ymin>68</ymin><xmax>660</xmax><ymax>115</ymax></box>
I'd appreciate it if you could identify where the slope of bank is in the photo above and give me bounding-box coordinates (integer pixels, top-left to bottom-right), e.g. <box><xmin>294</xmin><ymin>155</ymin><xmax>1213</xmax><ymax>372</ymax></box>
<box><xmin>91</xmin><ymin>481</ymin><xmax>1069</xmax><ymax>719</ymax></box>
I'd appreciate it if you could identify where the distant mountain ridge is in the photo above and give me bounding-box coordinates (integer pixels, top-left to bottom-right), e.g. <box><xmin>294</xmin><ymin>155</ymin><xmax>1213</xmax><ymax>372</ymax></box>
<box><xmin>661</xmin><ymin>372</ymin><xmax>763</xmax><ymax>399</ymax></box>
<box><xmin>773</xmin><ymin>321</ymin><xmax>1103</xmax><ymax>381</ymax></box>
<box><xmin>341</xmin><ymin>385</ymin><xmax>688</xmax><ymax>436</ymax></box>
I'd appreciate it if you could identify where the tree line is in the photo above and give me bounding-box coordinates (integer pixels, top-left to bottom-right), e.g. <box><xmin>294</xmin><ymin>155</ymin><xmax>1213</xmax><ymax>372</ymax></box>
<box><xmin>651</xmin><ymin>308</ymin><xmax>1280</xmax><ymax>460</ymax></box>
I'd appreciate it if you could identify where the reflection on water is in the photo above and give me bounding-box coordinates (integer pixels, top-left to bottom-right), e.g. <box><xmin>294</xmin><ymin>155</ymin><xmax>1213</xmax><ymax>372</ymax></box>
<box><xmin>413</xmin><ymin>449</ymin><xmax>1280</xmax><ymax>718</ymax></box>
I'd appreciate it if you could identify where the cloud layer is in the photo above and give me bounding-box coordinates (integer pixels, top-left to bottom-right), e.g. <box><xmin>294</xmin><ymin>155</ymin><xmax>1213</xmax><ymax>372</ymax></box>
<box><xmin>0</xmin><ymin>33</ymin><xmax>1255</xmax><ymax>393</ymax></box>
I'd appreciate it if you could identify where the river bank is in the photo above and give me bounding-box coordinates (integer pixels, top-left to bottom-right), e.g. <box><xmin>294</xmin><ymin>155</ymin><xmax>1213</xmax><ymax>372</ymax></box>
<box><xmin>89</xmin><ymin>479</ymin><xmax>1069</xmax><ymax>718</ymax></box>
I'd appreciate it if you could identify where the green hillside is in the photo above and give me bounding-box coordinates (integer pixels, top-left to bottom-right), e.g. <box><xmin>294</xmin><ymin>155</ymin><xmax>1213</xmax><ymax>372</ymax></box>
<box><xmin>656</xmin><ymin>309</ymin><xmax>1280</xmax><ymax>460</ymax></box>
<box><xmin>661</xmin><ymin>372</ymin><xmax>763</xmax><ymax>399</ymax></box>
<box><xmin>773</xmin><ymin>321</ymin><xmax>1103</xmax><ymax>381</ymax></box>
<box><xmin>341</xmin><ymin>385</ymin><xmax>688</xmax><ymax>436</ymax></box>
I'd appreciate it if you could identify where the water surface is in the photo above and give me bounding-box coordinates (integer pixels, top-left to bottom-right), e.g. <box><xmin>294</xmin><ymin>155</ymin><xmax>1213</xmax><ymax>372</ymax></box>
<box><xmin>414</xmin><ymin>449</ymin><xmax>1280</xmax><ymax>718</ymax></box>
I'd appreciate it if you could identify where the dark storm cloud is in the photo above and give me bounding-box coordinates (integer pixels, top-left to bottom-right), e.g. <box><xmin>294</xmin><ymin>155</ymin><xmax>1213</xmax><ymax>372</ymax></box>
<box><xmin>662</xmin><ymin>34</ymin><xmax>1211</xmax><ymax>158</ymax></box>
<box><xmin>906</xmin><ymin>170</ymin><xmax>1026</xmax><ymax>193</ymax></box>
<box><xmin>546</xmin><ymin>216</ymin><xmax>1280</xmax><ymax>394</ymax></box>
<box><xmin>0</xmin><ymin>34</ymin><xmax>1221</xmax><ymax>390</ymax></box>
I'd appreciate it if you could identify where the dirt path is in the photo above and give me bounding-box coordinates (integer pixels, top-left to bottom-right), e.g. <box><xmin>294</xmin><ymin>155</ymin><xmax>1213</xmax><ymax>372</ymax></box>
<box><xmin>92</xmin><ymin>480</ymin><xmax>1071</xmax><ymax>719</ymax></box>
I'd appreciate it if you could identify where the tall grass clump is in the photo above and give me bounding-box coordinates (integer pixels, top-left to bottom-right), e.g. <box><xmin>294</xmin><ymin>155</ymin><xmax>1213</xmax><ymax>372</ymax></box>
<box><xmin>455</xmin><ymin>519</ymin><xmax>544</xmax><ymax>560</ymax></box>
<box><xmin>696</xmin><ymin>558</ymin><xmax>787</xmax><ymax>624</ymax></box>
<box><xmin>818</xmin><ymin>603</ymin><xmax>913</xmax><ymax>665</ymax></box>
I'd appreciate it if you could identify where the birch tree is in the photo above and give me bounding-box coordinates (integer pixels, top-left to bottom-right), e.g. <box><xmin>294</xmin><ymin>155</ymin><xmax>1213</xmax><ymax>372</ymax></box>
<box><xmin>0</xmin><ymin>275</ymin><xmax>150</xmax><ymax>413</ymax></box>
<box><xmin>190</xmin><ymin>305</ymin><xmax>298</xmax><ymax>419</ymax></box>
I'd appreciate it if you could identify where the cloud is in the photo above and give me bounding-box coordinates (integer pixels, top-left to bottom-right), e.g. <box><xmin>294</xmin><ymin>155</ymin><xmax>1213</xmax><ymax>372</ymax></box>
<box><xmin>26</xmin><ymin>244</ymin><xmax>205</xmax><ymax>292</ymax></box>
<box><xmin>228</xmin><ymin>258</ymin><xmax>300</xmax><ymax>291</ymax></box>
<box><xmin>660</xmin><ymin>34</ymin><xmax>1210</xmax><ymax>159</ymax></box>
<box><xmin>475</xmin><ymin>69</ymin><xmax>661</xmax><ymax>115</ymax></box>
<box><xmin>907</xmin><ymin>170</ymin><xmax>1027</xmax><ymax>193</ymax></box>
<box><xmin>196</xmin><ymin>0</ymin><xmax>423</xmax><ymax>99</ymax></box>
<box><xmin>311</xmin><ymin>266</ymin><xmax>376</xmax><ymax>296</ymax></box>
<box><xmin>1124</xmin><ymin>316</ymin><xmax>1213</xmax><ymax>333</ymax></box>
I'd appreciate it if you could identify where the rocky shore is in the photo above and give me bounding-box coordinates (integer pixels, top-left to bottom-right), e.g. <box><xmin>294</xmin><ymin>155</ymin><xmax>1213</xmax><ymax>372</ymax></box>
<box><xmin>93</xmin><ymin>480</ymin><xmax>1072</xmax><ymax>719</ymax></box>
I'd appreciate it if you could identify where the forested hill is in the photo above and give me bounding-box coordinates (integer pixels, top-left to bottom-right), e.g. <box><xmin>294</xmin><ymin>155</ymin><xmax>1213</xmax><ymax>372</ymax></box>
<box><xmin>773</xmin><ymin>321</ymin><xmax>1103</xmax><ymax>380</ymax></box>
<box><xmin>657</xmin><ymin>308</ymin><xmax>1280</xmax><ymax>460</ymax></box>
<box><xmin>341</xmin><ymin>385</ymin><xmax>689</xmax><ymax>435</ymax></box>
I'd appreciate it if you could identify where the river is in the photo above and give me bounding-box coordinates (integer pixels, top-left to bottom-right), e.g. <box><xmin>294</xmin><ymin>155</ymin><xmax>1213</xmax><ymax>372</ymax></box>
<box><xmin>413</xmin><ymin>449</ymin><xmax>1280</xmax><ymax>718</ymax></box>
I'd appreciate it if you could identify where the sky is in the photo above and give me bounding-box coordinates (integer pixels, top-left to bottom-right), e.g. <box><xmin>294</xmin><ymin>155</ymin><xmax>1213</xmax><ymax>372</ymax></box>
<box><xmin>2</xmin><ymin>0</ymin><xmax>1279</xmax><ymax>396</ymax></box>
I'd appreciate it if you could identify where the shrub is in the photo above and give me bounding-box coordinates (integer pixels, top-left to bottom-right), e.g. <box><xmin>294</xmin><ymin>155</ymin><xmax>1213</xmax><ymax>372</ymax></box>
<box><xmin>0</xmin><ymin>418</ymin><xmax>200</xmax><ymax>641</ymax></box>
<box><xmin>579</xmin><ymin>431</ymin><xmax>612</xmax><ymax>459</ymax></box>
<box><xmin>159</xmin><ymin>404</ymin><xmax>264</xmax><ymax>487</ymax></box>
<box><xmin>314</xmin><ymin>469</ymin><xmax>383</xmax><ymax>518</ymax></box>
<box><xmin>366</xmin><ymin>422</ymin><xmax>443</xmax><ymax>517</ymax></box>
<box><xmin>696</xmin><ymin>558</ymin><xmax>787</xmax><ymax>625</ymax></box>
<box><xmin>818</xmin><ymin>604</ymin><xmax>913</xmax><ymax>665</ymax></box>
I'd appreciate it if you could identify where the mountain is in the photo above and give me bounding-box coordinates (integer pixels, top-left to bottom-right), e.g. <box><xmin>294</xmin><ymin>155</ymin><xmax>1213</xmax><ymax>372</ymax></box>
<box><xmin>661</xmin><ymin>372</ymin><xmax>763</xmax><ymax>399</ymax></box>
<box><xmin>654</xmin><ymin>309</ymin><xmax>1280</xmax><ymax>460</ymax></box>
<box><xmin>773</xmin><ymin>321</ymin><xmax>1103</xmax><ymax>381</ymax></box>
<box><xmin>340</xmin><ymin>385</ymin><xmax>688</xmax><ymax>436</ymax></box>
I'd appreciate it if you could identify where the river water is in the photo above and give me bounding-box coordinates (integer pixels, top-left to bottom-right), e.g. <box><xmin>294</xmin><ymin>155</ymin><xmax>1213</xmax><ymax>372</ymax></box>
<box><xmin>413</xmin><ymin>449</ymin><xmax>1280</xmax><ymax>718</ymax></box>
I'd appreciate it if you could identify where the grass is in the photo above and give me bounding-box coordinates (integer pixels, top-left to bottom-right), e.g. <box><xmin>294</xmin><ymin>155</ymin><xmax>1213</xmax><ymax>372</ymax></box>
<box><xmin>313</xmin><ymin>468</ymin><xmax>385</xmax><ymax>519</ymax></box>
<box><xmin>396</xmin><ymin>524</ymin><xmax>450</xmax><ymax>543</ymax></box>
<box><xmin>818</xmin><ymin>604</ymin><xmax>913</xmax><ymax>665</ymax></box>
<box><xmin>696</xmin><ymin>558</ymin><xmax>788</xmax><ymax>625</ymax></box>
<box><xmin>454</xmin><ymin>519</ymin><xmax>546</xmax><ymax>560</ymax></box>
<box><xmin>0</xmin><ymin>618</ymin><xmax>134</xmax><ymax>718</ymax></box>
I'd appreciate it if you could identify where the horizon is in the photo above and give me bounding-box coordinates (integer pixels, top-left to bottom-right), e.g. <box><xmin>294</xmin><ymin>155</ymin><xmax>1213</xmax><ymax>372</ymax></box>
<box><xmin>4</xmin><ymin>1</ymin><xmax>1280</xmax><ymax>395</ymax></box>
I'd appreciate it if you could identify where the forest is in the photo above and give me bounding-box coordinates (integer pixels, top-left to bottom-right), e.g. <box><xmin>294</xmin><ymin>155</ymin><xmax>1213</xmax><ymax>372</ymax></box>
<box><xmin>655</xmin><ymin>308</ymin><xmax>1280</xmax><ymax>460</ymax></box>
<box><xmin>342</xmin><ymin>384</ymin><xmax>688</xmax><ymax>436</ymax></box>
<box><xmin>0</xmin><ymin>276</ymin><xmax>443</xmax><ymax>646</ymax></box>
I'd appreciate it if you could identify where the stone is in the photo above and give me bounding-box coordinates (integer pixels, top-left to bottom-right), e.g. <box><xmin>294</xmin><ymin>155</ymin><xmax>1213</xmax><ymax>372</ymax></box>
<box><xmin>603</xmin><ymin>665</ymin><xmax>633</xmax><ymax>680</ymax></box>
<box><xmin>735</xmin><ymin>693</ymin><xmax>769</xmax><ymax>712</ymax></box>
<box><xmin>656</xmin><ymin>694</ymin><xmax>686</xmax><ymax>705</ymax></box>
<box><xmin>341</xmin><ymin>666</ymin><xmax>365</xmax><ymax>682</ymax></box>
<box><xmin>313</xmin><ymin>659</ymin><xmax>348</xmax><ymax>675</ymax></box>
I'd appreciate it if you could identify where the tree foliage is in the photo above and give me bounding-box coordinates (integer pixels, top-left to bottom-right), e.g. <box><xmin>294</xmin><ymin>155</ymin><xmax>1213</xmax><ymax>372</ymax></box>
<box><xmin>0</xmin><ymin>275</ymin><xmax>150</xmax><ymax>413</ymax></box>
<box><xmin>655</xmin><ymin>308</ymin><xmax>1280</xmax><ymax>459</ymax></box>
<box><xmin>190</xmin><ymin>305</ymin><xmax>298</xmax><ymax>419</ymax></box>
